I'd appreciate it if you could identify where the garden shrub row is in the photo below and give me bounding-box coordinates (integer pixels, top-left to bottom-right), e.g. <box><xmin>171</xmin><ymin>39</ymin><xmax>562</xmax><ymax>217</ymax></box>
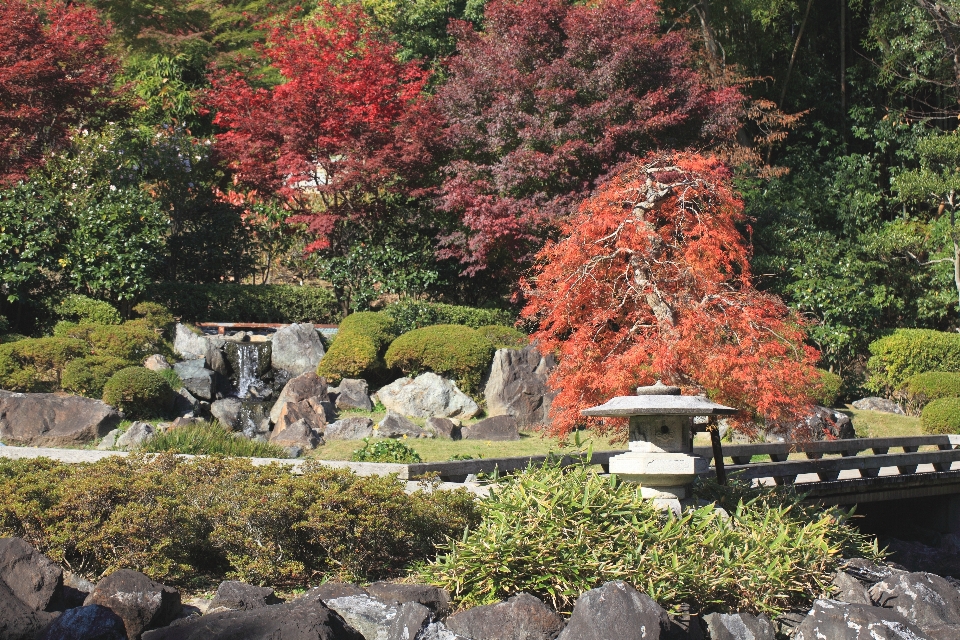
<box><xmin>0</xmin><ymin>337</ymin><xmax>90</xmax><ymax>391</ymax></box>
<box><xmin>383</xmin><ymin>300</ymin><xmax>514</xmax><ymax>334</ymax></box>
<box><xmin>143</xmin><ymin>282</ymin><xmax>339</xmax><ymax>324</ymax></box>
<box><xmin>900</xmin><ymin>371</ymin><xmax>960</xmax><ymax>415</ymax></box>
<box><xmin>0</xmin><ymin>455</ymin><xmax>479</xmax><ymax>587</ymax></box>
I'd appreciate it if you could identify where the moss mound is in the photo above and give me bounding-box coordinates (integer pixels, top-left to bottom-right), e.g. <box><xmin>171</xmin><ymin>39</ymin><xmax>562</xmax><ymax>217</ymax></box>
<box><xmin>921</xmin><ymin>397</ymin><xmax>960</xmax><ymax>434</ymax></box>
<box><xmin>385</xmin><ymin>324</ymin><xmax>495</xmax><ymax>395</ymax></box>
<box><xmin>902</xmin><ymin>371</ymin><xmax>960</xmax><ymax>410</ymax></box>
<box><xmin>102</xmin><ymin>367</ymin><xmax>172</xmax><ymax>418</ymax></box>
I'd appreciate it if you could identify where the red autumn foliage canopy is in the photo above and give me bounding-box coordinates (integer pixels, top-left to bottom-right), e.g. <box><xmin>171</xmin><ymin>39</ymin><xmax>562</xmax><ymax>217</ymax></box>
<box><xmin>206</xmin><ymin>2</ymin><xmax>438</xmax><ymax>252</ymax></box>
<box><xmin>436</xmin><ymin>0</ymin><xmax>744</xmax><ymax>279</ymax></box>
<box><xmin>522</xmin><ymin>152</ymin><xmax>820</xmax><ymax>438</ymax></box>
<box><xmin>0</xmin><ymin>0</ymin><xmax>116</xmax><ymax>184</ymax></box>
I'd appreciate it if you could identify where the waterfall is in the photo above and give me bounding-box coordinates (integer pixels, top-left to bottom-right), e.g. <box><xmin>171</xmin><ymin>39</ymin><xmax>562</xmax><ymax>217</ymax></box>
<box><xmin>235</xmin><ymin>343</ymin><xmax>261</xmax><ymax>399</ymax></box>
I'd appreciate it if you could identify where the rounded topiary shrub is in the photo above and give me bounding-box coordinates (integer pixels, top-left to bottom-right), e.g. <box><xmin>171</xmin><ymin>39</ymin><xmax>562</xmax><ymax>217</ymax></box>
<box><xmin>477</xmin><ymin>325</ymin><xmax>528</xmax><ymax>350</ymax></box>
<box><xmin>812</xmin><ymin>369</ymin><xmax>843</xmax><ymax>407</ymax></box>
<box><xmin>902</xmin><ymin>372</ymin><xmax>960</xmax><ymax>411</ymax></box>
<box><xmin>102</xmin><ymin>367</ymin><xmax>172</xmax><ymax>418</ymax></box>
<box><xmin>921</xmin><ymin>397</ymin><xmax>960</xmax><ymax>434</ymax></box>
<box><xmin>385</xmin><ymin>324</ymin><xmax>495</xmax><ymax>395</ymax></box>
<box><xmin>867</xmin><ymin>329</ymin><xmax>960</xmax><ymax>394</ymax></box>
<box><xmin>317</xmin><ymin>312</ymin><xmax>397</xmax><ymax>384</ymax></box>
<box><xmin>62</xmin><ymin>356</ymin><xmax>131</xmax><ymax>398</ymax></box>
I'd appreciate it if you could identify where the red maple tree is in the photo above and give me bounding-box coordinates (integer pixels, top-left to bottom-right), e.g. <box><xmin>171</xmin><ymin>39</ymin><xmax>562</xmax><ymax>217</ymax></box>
<box><xmin>522</xmin><ymin>152</ymin><xmax>820</xmax><ymax>438</ymax></box>
<box><xmin>0</xmin><ymin>0</ymin><xmax>117</xmax><ymax>184</ymax></box>
<box><xmin>206</xmin><ymin>2</ymin><xmax>439</xmax><ymax>252</ymax></box>
<box><xmin>435</xmin><ymin>0</ymin><xmax>744</xmax><ymax>280</ymax></box>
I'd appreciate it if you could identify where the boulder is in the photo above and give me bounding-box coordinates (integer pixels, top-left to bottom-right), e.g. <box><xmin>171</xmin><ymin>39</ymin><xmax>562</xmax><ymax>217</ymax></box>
<box><xmin>880</xmin><ymin>538</ymin><xmax>960</xmax><ymax>578</ymax></box>
<box><xmin>336</xmin><ymin>379</ymin><xmax>373</xmax><ymax>412</ymax></box>
<box><xmin>0</xmin><ymin>581</ymin><xmax>57</xmax><ymax>640</ymax></box>
<box><xmin>274</xmin><ymin>397</ymin><xmax>326</xmax><ymax>435</ymax></box>
<box><xmin>839</xmin><ymin>558</ymin><xmax>908</xmax><ymax>586</ymax></box>
<box><xmin>703</xmin><ymin>612</ymin><xmax>775</xmax><ymax>640</ymax></box>
<box><xmin>270</xmin><ymin>419</ymin><xmax>323</xmax><ymax>450</ymax></box>
<box><xmin>98</xmin><ymin>429</ymin><xmax>120</xmax><ymax>450</ymax></box>
<box><xmin>303</xmin><ymin>583</ymin><xmax>369</xmax><ymax>602</ymax></box>
<box><xmin>141</xmin><ymin>594</ymin><xmax>365</xmax><ymax>640</ymax></box>
<box><xmin>0</xmin><ymin>390</ymin><xmax>120</xmax><ymax>447</ymax></box>
<box><xmin>426</xmin><ymin>417</ymin><xmax>460</xmax><ymax>440</ymax></box>
<box><xmin>374</xmin><ymin>373</ymin><xmax>479</xmax><ymax>420</ymax></box>
<box><xmin>208</xmin><ymin>581</ymin><xmax>282</xmax><ymax>612</ymax></box>
<box><xmin>325</xmin><ymin>594</ymin><xmax>399</xmax><ymax>640</ymax></box>
<box><xmin>377</xmin><ymin>412</ymin><xmax>432</xmax><ymax>438</ymax></box>
<box><xmin>270</xmin><ymin>372</ymin><xmax>329</xmax><ymax>425</ymax></box>
<box><xmin>446</xmin><ymin>593</ymin><xmax>565</xmax><ymax>640</ymax></box>
<box><xmin>868</xmin><ymin>572</ymin><xmax>960</xmax><ymax>631</ymax></box>
<box><xmin>484</xmin><ymin>346</ymin><xmax>556</xmax><ymax>427</ymax></box>
<box><xmin>172</xmin><ymin>360</ymin><xmax>216</xmax><ymax>401</ymax></box>
<box><xmin>794</xmin><ymin>599</ymin><xmax>930</xmax><ymax>640</ymax></box>
<box><xmin>271</xmin><ymin>323</ymin><xmax>326</xmax><ymax>376</ymax></box>
<box><xmin>173</xmin><ymin>387</ymin><xmax>200</xmax><ymax>416</ymax></box>
<box><xmin>37</xmin><ymin>605</ymin><xmax>127</xmax><ymax>640</ymax></box>
<box><xmin>0</xmin><ymin>537</ymin><xmax>63</xmax><ymax>612</ymax></box>
<box><xmin>325</xmin><ymin>417</ymin><xmax>375</xmax><ymax>440</ymax></box>
<box><xmin>143</xmin><ymin>355</ymin><xmax>171</xmax><ymax>372</ymax></box>
<box><xmin>462</xmin><ymin>415</ymin><xmax>521</xmax><ymax>441</ymax></box>
<box><xmin>116</xmin><ymin>422</ymin><xmax>154</xmax><ymax>451</ymax></box>
<box><xmin>852</xmin><ymin>397</ymin><xmax>905</xmax><ymax>415</ymax></box>
<box><xmin>556</xmin><ymin>581</ymin><xmax>675</xmax><ymax>640</ymax></box>
<box><xmin>364</xmin><ymin>582</ymin><xmax>450</xmax><ymax>616</ymax></box>
<box><xmin>84</xmin><ymin>569</ymin><xmax>182</xmax><ymax>640</ymax></box>
<box><xmin>420</xmin><ymin>622</ymin><xmax>469</xmax><ymax>640</ymax></box>
<box><xmin>832</xmin><ymin>571</ymin><xmax>871</xmax><ymax>605</ymax></box>
<box><xmin>173</xmin><ymin>324</ymin><xmax>209</xmax><ymax>360</ymax></box>
<box><xmin>387</xmin><ymin>602</ymin><xmax>434</xmax><ymax>640</ymax></box>
<box><xmin>210</xmin><ymin>398</ymin><xmax>242</xmax><ymax>431</ymax></box>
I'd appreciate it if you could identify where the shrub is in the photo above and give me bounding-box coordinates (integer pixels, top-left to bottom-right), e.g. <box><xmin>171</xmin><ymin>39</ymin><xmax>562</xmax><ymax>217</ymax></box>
<box><xmin>383</xmin><ymin>300</ymin><xmax>514</xmax><ymax>334</ymax></box>
<box><xmin>142</xmin><ymin>422</ymin><xmax>288</xmax><ymax>458</ymax></box>
<box><xmin>385</xmin><ymin>325</ymin><xmax>495</xmax><ymax>395</ymax></box>
<box><xmin>61</xmin><ymin>356</ymin><xmax>131</xmax><ymax>398</ymax></box>
<box><xmin>143</xmin><ymin>282</ymin><xmax>339</xmax><ymax>324</ymax></box>
<box><xmin>420</xmin><ymin>463</ymin><xmax>880</xmax><ymax>615</ymax></box>
<box><xmin>317</xmin><ymin>312</ymin><xmax>397</xmax><ymax>384</ymax></box>
<box><xmin>921</xmin><ymin>397</ymin><xmax>960</xmax><ymax>434</ymax></box>
<box><xmin>102</xmin><ymin>367</ymin><xmax>172</xmax><ymax>418</ymax></box>
<box><xmin>57</xmin><ymin>321</ymin><xmax>168</xmax><ymax>362</ymax></box>
<box><xmin>56</xmin><ymin>294</ymin><xmax>122</xmax><ymax>326</ymax></box>
<box><xmin>901</xmin><ymin>372</ymin><xmax>960</xmax><ymax>413</ymax></box>
<box><xmin>866</xmin><ymin>329</ymin><xmax>960</xmax><ymax>394</ymax></box>
<box><xmin>0</xmin><ymin>455</ymin><xmax>480</xmax><ymax>586</ymax></box>
<box><xmin>0</xmin><ymin>337</ymin><xmax>89</xmax><ymax>391</ymax></box>
<box><xmin>132</xmin><ymin>302</ymin><xmax>175</xmax><ymax>334</ymax></box>
<box><xmin>812</xmin><ymin>369</ymin><xmax>843</xmax><ymax>407</ymax></box>
<box><xmin>157</xmin><ymin>368</ymin><xmax>182</xmax><ymax>391</ymax></box>
<box><xmin>476</xmin><ymin>325</ymin><xmax>528</xmax><ymax>350</ymax></box>
<box><xmin>351</xmin><ymin>438</ymin><xmax>422</xmax><ymax>463</ymax></box>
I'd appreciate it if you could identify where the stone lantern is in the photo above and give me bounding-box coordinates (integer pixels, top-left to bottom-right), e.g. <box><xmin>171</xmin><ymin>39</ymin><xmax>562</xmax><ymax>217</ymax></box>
<box><xmin>581</xmin><ymin>381</ymin><xmax>736</xmax><ymax>501</ymax></box>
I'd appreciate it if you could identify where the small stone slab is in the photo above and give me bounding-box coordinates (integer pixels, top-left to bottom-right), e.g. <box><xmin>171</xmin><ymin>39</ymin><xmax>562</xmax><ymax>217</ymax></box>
<box><xmin>325</xmin><ymin>417</ymin><xmax>374</xmax><ymax>440</ymax></box>
<box><xmin>378</xmin><ymin>412</ymin><xmax>432</xmax><ymax>438</ymax></box>
<box><xmin>461</xmin><ymin>415</ymin><xmax>520</xmax><ymax>441</ymax></box>
<box><xmin>426</xmin><ymin>417</ymin><xmax>460</xmax><ymax>440</ymax></box>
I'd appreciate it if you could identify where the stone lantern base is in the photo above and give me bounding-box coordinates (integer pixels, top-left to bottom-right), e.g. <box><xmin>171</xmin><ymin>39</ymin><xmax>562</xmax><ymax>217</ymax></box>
<box><xmin>608</xmin><ymin>450</ymin><xmax>708</xmax><ymax>499</ymax></box>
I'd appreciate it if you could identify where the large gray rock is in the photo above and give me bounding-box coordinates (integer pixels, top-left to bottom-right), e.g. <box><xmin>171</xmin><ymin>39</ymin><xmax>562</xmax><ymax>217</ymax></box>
<box><xmin>116</xmin><ymin>422</ymin><xmax>154</xmax><ymax>451</ymax></box>
<box><xmin>38</xmin><ymin>605</ymin><xmax>127</xmax><ymax>640</ymax></box>
<box><xmin>426</xmin><ymin>417</ymin><xmax>459</xmax><ymax>440</ymax></box>
<box><xmin>420</xmin><ymin>622</ymin><xmax>469</xmax><ymax>640</ymax></box>
<box><xmin>484</xmin><ymin>346</ymin><xmax>555</xmax><ymax>427</ymax></box>
<box><xmin>868</xmin><ymin>572</ymin><xmax>960</xmax><ymax>631</ymax></box>
<box><xmin>795</xmin><ymin>599</ymin><xmax>930</xmax><ymax>640</ymax></box>
<box><xmin>143</xmin><ymin>355</ymin><xmax>170</xmax><ymax>372</ymax></box>
<box><xmin>703</xmin><ymin>612</ymin><xmax>775</xmax><ymax>640</ymax></box>
<box><xmin>377</xmin><ymin>412</ymin><xmax>431</xmax><ymax>438</ymax></box>
<box><xmin>374</xmin><ymin>373</ymin><xmax>479</xmax><ymax>420</ymax></box>
<box><xmin>325</xmin><ymin>417</ymin><xmax>375</xmax><ymax>440</ymax></box>
<box><xmin>0</xmin><ymin>390</ymin><xmax>120</xmax><ymax>446</ymax></box>
<box><xmin>336</xmin><ymin>379</ymin><xmax>373</xmax><ymax>412</ymax></box>
<box><xmin>325</xmin><ymin>594</ymin><xmax>397</xmax><ymax>640</ymax></box>
<box><xmin>387</xmin><ymin>602</ymin><xmax>433</xmax><ymax>640</ymax></box>
<box><xmin>173</xmin><ymin>359</ymin><xmax>216</xmax><ymax>401</ymax></box>
<box><xmin>0</xmin><ymin>537</ymin><xmax>63</xmax><ymax>612</ymax></box>
<box><xmin>556</xmin><ymin>581</ymin><xmax>675</xmax><ymax>640</ymax></box>
<box><xmin>462</xmin><ymin>415</ymin><xmax>521</xmax><ymax>441</ymax></box>
<box><xmin>208</xmin><ymin>581</ymin><xmax>281</xmax><ymax>612</ymax></box>
<box><xmin>852</xmin><ymin>397</ymin><xmax>905</xmax><ymax>415</ymax></box>
<box><xmin>270</xmin><ymin>418</ymin><xmax>323</xmax><ymax>450</ymax></box>
<box><xmin>84</xmin><ymin>569</ymin><xmax>182</xmax><ymax>640</ymax></box>
<box><xmin>271</xmin><ymin>323</ymin><xmax>326</xmax><ymax>376</ymax></box>
<box><xmin>364</xmin><ymin>582</ymin><xmax>450</xmax><ymax>616</ymax></box>
<box><xmin>446</xmin><ymin>593</ymin><xmax>565</xmax><ymax>640</ymax></box>
<box><xmin>173</xmin><ymin>324</ymin><xmax>209</xmax><ymax>360</ymax></box>
<box><xmin>270</xmin><ymin>372</ymin><xmax>328</xmax><ymax>425</ymax></box>
<box><xmin>142</xmin><ymin>592</ymin><xmax>365</xmax><ymax>640</ymax></box>
<box><xmin>210</xmin><ymin>397</ymin><xmax>243</xmax><ymax>431</ymax></box>
<box><xmin>0</xmin><ymin>581</ymin><xmax>57</xmax><ymax>640</ymax></box>
<box><xmin>832</xmin><ymin>571</ymin><xmax>871</xmax><ymax>605</ymax></box>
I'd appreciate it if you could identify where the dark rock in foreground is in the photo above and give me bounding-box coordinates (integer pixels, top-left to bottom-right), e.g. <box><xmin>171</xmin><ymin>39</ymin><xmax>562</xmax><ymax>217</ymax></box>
<box><xmin>868</xmin><ymin>572</ymin><xmax>960</xmax><ymax>633</ymax></box>
<box><xmin>795</xmin><ymin>599</ymin><xmax>930</xmax><ymax>640</ymax></box>
<box><xmin>446</xmin><ymin>592</ymin><xmax>565</xmax><ymax>640</ymax></box>
<box><xmin>0</xmin><ymin>390</ymin><xmax>120</xmax><ymax>446</ymax></box>
<box><xmin>703</xmin><ymin>612</ymin><xmax>775</xmax><ymax>640</ymax></box>
<box><xmin>0</xmin><ymin>580</ymin><xmax>57</xmax><ymax>640</ymax></box>
<box><xmin>208</xmin><ymin>581</ymin><xmax>282</xmax><ymax>612</ymax></box>
<box><xmin>0</xmin><ymin>536</ymin><xmax>63</xmax><ymax>612</ymax></box>
<box><xmin>556</xmin><ymin>581</ymin><xmax>678</xmax><ymax>640</ymax></box>
<box><xmin>38</xmin><ymin>604</ymin><xmax>127</xmax><ymax>640</ymax></box>
<box><xmin>84</xmin><ymin>569</ymin><xmax>182</xmax><ymax>639</ymax></box>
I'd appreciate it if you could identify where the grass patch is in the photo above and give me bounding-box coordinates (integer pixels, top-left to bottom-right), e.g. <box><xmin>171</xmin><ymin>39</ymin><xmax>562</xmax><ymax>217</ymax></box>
<box><xmin>141</xmin><ymin>422</ymin><xmax>290</xmax><ymax>458</ymax></box>
<box><xmin>843</xmin><ymin>405</ymin><xmax>923</xmax><ymax>438</ymax></box>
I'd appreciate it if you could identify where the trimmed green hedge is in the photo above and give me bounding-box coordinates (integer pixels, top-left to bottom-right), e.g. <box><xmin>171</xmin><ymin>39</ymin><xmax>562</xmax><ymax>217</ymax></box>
<box><xmin>62</xmin><ymin>356</ymin><xmax>131</xmax><ymax>398</ymax></box>
<box><xmin>102</xmin><ymin>367</ymin><xmax>173</xmax><ymax>418</ymax></box>
<box><xmin>317</xmin><ymin>312</ymin><xmax>397</xmax><ymax>384</ymax></box>
<box><xmin>902</xmin><ymin>372</ymin><xmax>960</xmax><ymax>411</ymax></box>
<box><xmin>55</xmin><ymin>321</ymin><xmax>168</xmax><ymax>362</ymax></box>
<box><xmin>867</xmin><ymin>329</ymin><xmax>960</xmax><ymax>394</ymax></box>
<box><xmin>56</xmin><ymin>294</ymin><xmax>122</xmax><ymax>326</ymax></box>
<box><xmin>0</xmin><ymin>455</ymin><xmax>479</xmax><ymax>586</ymax></box>
<box><xmin>0</xmin><ymin>337</ymin><xmax>89</xmax><ymax>392</ymax></box>
<box><xmin>813</xmin><ymin>369</ymin><xmax>843</xmax><ymax>407</ymax></box>
<box><xmin>143</xmin><ymin>282</ymin><xmax>339</xmax><ymax>324</ymax></box>
<box><xmin>921</xmin><ymin>397</ymin><xmax>960</xmax><ymax>434</ymax></box>
<box><xmin>385</xmin><ymin>324</ymin><xmax>495</xmax><ymax>395</ymax></box>
<box><xmin>383</xmin><ymin>300</ymin><xmax>514</xmax><ymax>334</ymax></box>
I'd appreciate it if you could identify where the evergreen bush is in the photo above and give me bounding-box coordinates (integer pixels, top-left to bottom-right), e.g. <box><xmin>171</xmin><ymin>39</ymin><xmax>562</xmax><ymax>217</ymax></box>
<box><xmin>813</xmin><ymin>369</ymin><xmax>843</xmax><ymax>406</ymax></box>
<box><xmin>102</xmin><ymin>367</ymin><xmax>172</xmax><ymax>418</ymax></box>
<box><xmin>132</xmin><ymin>302</ymin><xmax>175</xmax><ymax>334</ymax></box>
<box><xmin>143</xmin><ymin>282</ymin><xmax>339</xmax><ymax>324</ymax></box>
<box><xmin>901</xmin><ymin>372</ymin><xmax>960</xmax><ymax>413</ymax></box>
<box><xmin>61</xmin><ymin>356</ymin><xmax>131</xmax><ymax>398</ymax></box>
<box><xmin>317</xmin><ymin>312</ymin><xmax>397</xmax><ymax>384</ymax></box>
<box><xmin>0</xmin><ymin>337</ymin><xmax>89</xmax><ymax>391</ymax></box>
<box><xmin>866</xmin><ymin>329</ymin><xmax>960</xmax><ymax>394</ymax></box>
<box><xmin>383</xmin><ymin>300</ymin><xmax>514</xmax><ymax>334</ymax></box>
<box><xmin>921</xmin><ymin>397</ymin><xmax>960</xmax><ymax>434</ymax></box>
<box><xmin>351</xmin><ymin>438</ymin><xmax>422</xmax><ymax>463</ymax></box>
<box><xmin>385</xmin><ymin>324</ymin><xmax>495</xmax><ymax>395</ymax></box>
<box><xmin>476</xmin><ymin>324</ymin><xmax>528</xmax><ymax>350</ymax></box>
<box><xmin>56</xmin><ymin>321</ymin><xmax>167</xmax><ymax>362</ymax></box>
<box><xmin>56</xmin><ymin>294</ymin><xmax>122</xmax><ymax>326</ymax></box>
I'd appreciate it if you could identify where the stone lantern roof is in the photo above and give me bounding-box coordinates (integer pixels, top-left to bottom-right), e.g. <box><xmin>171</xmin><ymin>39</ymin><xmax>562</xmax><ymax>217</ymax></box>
<box><xmin>580</xmin><ymin>381</ymin><xmax>737</xmax><ymax>417</ymax></box>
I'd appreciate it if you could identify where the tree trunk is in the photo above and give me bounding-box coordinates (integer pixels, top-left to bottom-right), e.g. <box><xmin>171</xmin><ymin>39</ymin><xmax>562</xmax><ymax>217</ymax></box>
<box><xmin>693</xmin><ymin>0</ymin><xmax>723</xmax><ymax>74</ymax></box>
<box><xmin>779</xmin><ymin>0</ymin><xmax>815</xmax><ymax>108</ymax></box>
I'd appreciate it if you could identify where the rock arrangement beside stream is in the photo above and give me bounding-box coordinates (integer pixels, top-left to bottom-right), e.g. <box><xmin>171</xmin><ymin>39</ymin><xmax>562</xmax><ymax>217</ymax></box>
<box><xmin>6</xmin><ymin>534</ymin><xmax>960</xmax><ymax>640</ymax></box>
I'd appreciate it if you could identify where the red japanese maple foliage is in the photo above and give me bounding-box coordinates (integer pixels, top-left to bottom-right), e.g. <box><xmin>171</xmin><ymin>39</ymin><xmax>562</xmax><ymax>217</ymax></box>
<box><xmin>522</xmin><ymin>152</ymin><xmax>820</xmax><ymax>439</ymax></box>
<box><xmin>0</xmin><ymin>0</ymin><xmax>116</xmax><ymax>184</ymax></box>
<box><xmin>206</xmin><ymin>2</ymin><xmax>438</xmax><ymax>251</ymax></box>
<box><xmin>436</xmin><ymin>0</ymin><xmax>744</xmax><ymax>279</ymax></box>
